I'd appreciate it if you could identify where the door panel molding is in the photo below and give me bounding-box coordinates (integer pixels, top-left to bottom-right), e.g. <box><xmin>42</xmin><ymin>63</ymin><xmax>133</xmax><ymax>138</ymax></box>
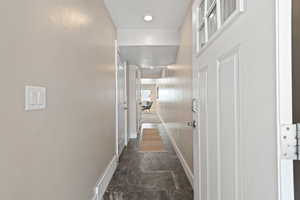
<box><xmin>198</xmin><ymin>67</ymin><xmax>209</xmax><ymax>200</ymax></box>
<box><xmin>216</xmin><ymin>47</ymin><xmax>241</xmax><ymax>200</ymax></box>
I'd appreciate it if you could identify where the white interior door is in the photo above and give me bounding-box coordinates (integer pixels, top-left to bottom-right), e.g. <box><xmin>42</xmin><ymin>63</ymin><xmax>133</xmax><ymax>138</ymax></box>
<box><xmin>124</xmin><ymin>62</ymin><xmax>128</xmax><ymax>146</ymax></box>
<box><xmin>194</xmin><ymin>67</ymin><xmax>208</xmax><ymax>200</ymax></box>
<box><xmin>192</xmin><ymin>0</ymin><xmax>291</xmax><ymax>199</ymax></box>
<box><xmin>115</xmin><ymin>41</ymin><xmax>127</xmax><ymax>157</ymax></box>
<box><xmin>118</xmin><ymin>60</ymin><xmax>126</xmax><ymax>156</ymax></box>
<box><xmin>136</xmin><ymin>70</ymin><xmax>142</xmax><ymax>131</ymax></box>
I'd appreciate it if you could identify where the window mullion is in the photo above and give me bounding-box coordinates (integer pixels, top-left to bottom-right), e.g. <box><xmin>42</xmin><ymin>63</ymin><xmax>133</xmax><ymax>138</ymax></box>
<box><xmin>216</xmin><ymin>0</ymin><xmax>221</xmax><ymax>29</ymax></box>
<box><xmin>198</xmin><ymin>0</ymin><xmax>206</xmax><ymax>27</ymax></box>
<box><xmin>204</xmin><ymin>0</ymin><xmax>209</xmax><ymax>42</ymax></box>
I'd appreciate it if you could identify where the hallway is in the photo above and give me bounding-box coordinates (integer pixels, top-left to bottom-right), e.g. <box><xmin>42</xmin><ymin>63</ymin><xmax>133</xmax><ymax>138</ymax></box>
<box><xmin>0</xmin><ymin>0</ymin><xmax>292</xmax><ymax>199</ymax></box>
<box><xmin>104</xmin><ymin>119</ymin><xmax>193</xmax><ymax>200</ymax></box>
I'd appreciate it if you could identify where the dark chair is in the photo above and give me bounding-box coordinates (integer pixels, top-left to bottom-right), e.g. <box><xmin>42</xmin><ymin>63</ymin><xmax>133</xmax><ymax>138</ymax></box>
<box><xmin>141</xmin><ymin>101</ymin><xmax>153</xmax><ymax>112</ymax></box>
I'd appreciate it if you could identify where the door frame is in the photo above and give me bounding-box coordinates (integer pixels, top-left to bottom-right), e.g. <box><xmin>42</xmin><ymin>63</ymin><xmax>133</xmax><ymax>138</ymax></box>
<box><xmin>192</xmin><ymin>66</ymin><xmax>208</xmax><ymax>200</ymax></box>
<box><xmin>115</xmin><ymin>40</ymin><xmax>119</xmax><ymax>157</ymax></box>
<box><xmin>275</xmin><ymin>0</ymin><xmax>294</xmax><ymax>199</ymax></box>
<box><xmin>124</xmin><ymin>61</ymin><xmax>128</xmax><ymax>146</ymax></box>
<box><xmin>115</xmin><ymin>41</ymin><xmax>129</xmax><ymax>157</ymax></box>
<box><xmin>136</xmin><ymin>69</ymin><xmax>142</xmax><ymax>132</ymax></box>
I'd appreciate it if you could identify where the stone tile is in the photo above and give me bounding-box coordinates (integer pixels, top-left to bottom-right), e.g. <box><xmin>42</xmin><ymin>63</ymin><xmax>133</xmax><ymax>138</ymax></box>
<box><xmin>104</xmin><ymin>121</ymin><xmax>193</xmax><ymax>200</ymax></box>
<box><xmin>138</xmin><ymin>171</ymin><xmax>176</xmax><ymax>191</ymax></box>
<box><xmin>125</xmin><ymin>191</ymin><xmax>170</xmax><ymax>200</ymax></box>
<box><xmin>141</xmin><ymin>153</ymin><xmax>181</xmax><ymax>169</ymax></box>
<box><xmin>104</xmin><ymin>191</ymin><xmax>170</xmax><ymax>200</ymax></box>
<box><xmin>169</xmin><ymin>190</ymin><xmax>194</xmax><ymax>200</ymax></box>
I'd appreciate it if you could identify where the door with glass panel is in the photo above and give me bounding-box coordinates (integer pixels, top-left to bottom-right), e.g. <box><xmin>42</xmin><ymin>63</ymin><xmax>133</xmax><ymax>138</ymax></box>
<box><xmin>192</xmin><ymin>0</ymin><xmax>288</xmax><ymax>200</ymax></box>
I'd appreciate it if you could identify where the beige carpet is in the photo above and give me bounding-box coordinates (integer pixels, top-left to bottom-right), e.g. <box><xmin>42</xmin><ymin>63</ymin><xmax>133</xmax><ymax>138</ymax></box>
<box><xmin>139</xmin><ymin>128</ymin><xmax>166</xmax><ymax>152</ymax></box>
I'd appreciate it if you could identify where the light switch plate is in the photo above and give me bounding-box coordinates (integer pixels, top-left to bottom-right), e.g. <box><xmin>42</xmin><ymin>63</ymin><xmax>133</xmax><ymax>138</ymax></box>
<box><xmin>25</xmin><ymin>86</ymin><xmax>46</xmax><ymax>111</ymax></box>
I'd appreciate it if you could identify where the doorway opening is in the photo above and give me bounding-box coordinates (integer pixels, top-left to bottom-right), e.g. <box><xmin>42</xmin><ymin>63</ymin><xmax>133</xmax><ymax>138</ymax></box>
<box><xmin>140</xmin><ymin>80</ymin><xmax>160</xmax><ymax>124</ymax></box>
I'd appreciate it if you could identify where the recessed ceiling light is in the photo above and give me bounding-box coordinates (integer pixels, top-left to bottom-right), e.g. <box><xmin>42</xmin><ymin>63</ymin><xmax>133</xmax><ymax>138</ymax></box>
<box><xmin>144</xmin><ymin>15</ymin><xmax>153</xmax><ymax>22</ymax></box>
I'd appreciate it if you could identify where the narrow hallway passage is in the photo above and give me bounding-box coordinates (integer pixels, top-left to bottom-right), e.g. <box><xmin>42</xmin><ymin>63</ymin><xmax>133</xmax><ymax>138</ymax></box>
<box><xmin>0</xmin><ymin>0</ymin><xmax>290</xmax><ymax>199</ymax></box>
<box><xmin>104</xmin><ymin>114</ymin><xmax>193</xmax><ymax>200</ymax></box>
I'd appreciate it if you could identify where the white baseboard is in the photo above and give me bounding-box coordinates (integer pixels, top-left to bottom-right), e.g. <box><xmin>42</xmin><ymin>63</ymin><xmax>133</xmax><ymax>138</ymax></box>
<box><xmin>129</xmin><ymin>131</ymin><xmax>137</xmax><ymax>139</ymax></box>
<box><xmin>92</xmin><ymin>155</ymin><xmax>118</xmax><ymax>200</ymax></box>
<box><xmin>157</xmin><ymin>113</ymin><xmax>194</xmax><ymax>188</ymax></box>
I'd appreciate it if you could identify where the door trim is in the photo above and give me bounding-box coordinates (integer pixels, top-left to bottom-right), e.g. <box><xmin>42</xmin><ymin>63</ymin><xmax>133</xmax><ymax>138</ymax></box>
<box><xmin>115</xmin><ymin>41</ymin><xmax>128</xmax><ymax>157</ymax></box>
<box><xmin>275</xmin><ymin>0</ymin><xmax>294</xmax><ymax>199</ymax></box>
<box><xmin>124</xmin><ymin>61</ymin><xmax>128</xmax><ymax>146</ymax></box>
<box><xmin>114</xmin><ymin>40</ymin><xmax>119</xmax><ymax>157</ymax></box>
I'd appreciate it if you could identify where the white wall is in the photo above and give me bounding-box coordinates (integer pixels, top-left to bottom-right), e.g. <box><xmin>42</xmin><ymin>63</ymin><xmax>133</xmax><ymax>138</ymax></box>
<box><xmin>0</xmin><ymin>0</ymin><xmax>117</xmax><ymax>199</ymax></box>
<box><xmin>156</xmin><ymin>8</ymin><xmax>193</xmax><ymax>171</ymax></box>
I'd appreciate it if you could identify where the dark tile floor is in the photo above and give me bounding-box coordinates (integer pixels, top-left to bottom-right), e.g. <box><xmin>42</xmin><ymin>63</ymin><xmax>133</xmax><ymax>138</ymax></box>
<box><xmin>103</xmin><ymin>123</ymin><xmax>193</xmax><ymax>200</ymax></box>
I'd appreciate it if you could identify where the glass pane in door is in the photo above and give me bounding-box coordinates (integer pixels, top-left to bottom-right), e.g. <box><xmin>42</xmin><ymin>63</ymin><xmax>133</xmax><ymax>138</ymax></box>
<box><xmin>220</xmin><ymin>0</ymin><xmax>237</xmax><ymax>23</ymax></box>
<box><xmin>207</xmin><ymin>0</ymin><xmax>215</xmax><ymax>9</ymax></box>
<box><xmin>208</xmin><ymin>5</ymin><xmax>217</xmax><ymax>38</ymax></box>
<box><xmin>198</xmin><ymin>0</ymin><xmax>205</xmax><ymax>24</ymax></box>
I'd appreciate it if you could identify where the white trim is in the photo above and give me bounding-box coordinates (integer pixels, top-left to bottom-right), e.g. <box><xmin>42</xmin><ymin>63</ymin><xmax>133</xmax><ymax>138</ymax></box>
<box><xmin>157</xmin><ymin>112</ymin><xmax>194</xmax><ymax>188</ymax></box>
<box><xmin>115</xmin><ymin>40</ymin><xmax>119</xmax><ymax>157</ymax></box>
<box><xmin>92</xmin><ymin>155</ymin><xmax>118</xmax><ymax>200</ymax></box>
<box><xmin>124</xmin><ymin>61</ymin><xmax>128</xmax><ymax>146</ymax></box>
<box><xmin>129</xmin><ymin>132</ymin><xmax>137</xmax><ymax>139</ymax></box>
<box><xmin>275</xmin><ymin>0</ymin><xmax>294</xmax><ymax>200</ymax></box>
